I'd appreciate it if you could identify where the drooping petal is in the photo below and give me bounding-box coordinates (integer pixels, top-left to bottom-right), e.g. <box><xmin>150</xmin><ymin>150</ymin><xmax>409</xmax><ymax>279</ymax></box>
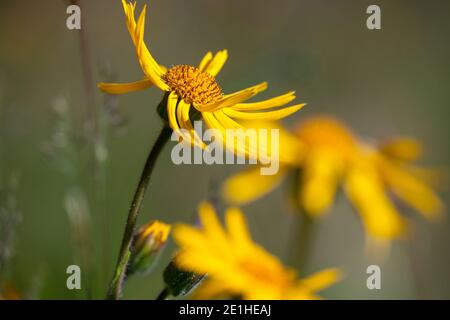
<box><xmin>300</xmin><ymin>150</ymin><xmax>342</xmax><ymax>216</ymax></box>
<box><xmin>166</xmin><ymin>91</ymin><xmax>180</xmax><ymax>132</ymax></box>
<box><xmin>345</xmin><ymin>160</ymin><xmax>407</xmax><ymax>240</ymax></box>
<box><xmin>240</xmin><ymin>120</ymin><xmax>305</xmax><ymax>166</ymax></box>
<box><xmin>232</xmin><ymin>91</ymin><xmax>297</xmax><ymax>111</ymax></box>
<box><xmin>223</xmin><ymin>166</ymin><xmax>288</xmax><ymax>205</ymax></box>
<box><xmin>170</xmin><ymin>97</ymin><xmax>206</xmax><ymax>149</ymax></box>
<box><xmin>204</xmin><ymin>111</ymin><xmax>271</xmax><ymax>163</ymax></box>
<box><xmin>201</xmin><ymin>111</ymin><xmax>242</xmax><ymax>155</ymax></box>
<box><xmin>176</xmin><ymin>99</ymin><xmax>207</xmax><ymax>149</ymax></box>
<box><xmin>377</xmin><ymin>155</ymin><xmax>443</xmax><ymax>220</ymax></box>
<box><xmin>378</xmin><ymin>137</ymin><xmax>423</xmax><ymax>162</ymax></box>
<box><xmin>223</xmin><ymin>103</ymin><xmax>305</xmax><ymax>120</ymax></box>
<box><xmin>203</xmin><ymin>110</ymin><xmax>301</xmax><ymax>167</ymax></box>
<box><xmin>97</xmin><ymin>79</ymin><xmax>153</xmax><ymax>95</ymax></box>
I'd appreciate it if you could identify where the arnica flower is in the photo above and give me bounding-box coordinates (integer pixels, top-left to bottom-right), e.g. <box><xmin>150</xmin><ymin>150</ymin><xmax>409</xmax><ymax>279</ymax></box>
<box><xmin>223</xmin><ymin>116</ymin><xmax>444</xmax><ymax>242</ymax></box>
<box><xmin>128</xmin><ymin>220</ymin><xmax>171</xmax><ymax>275</ymax></box>
<box><xmin>172</xmin><ymin>202</ymin><xmax>340</xmax><ymax>300</ymax></box>
<box><xmin>98</xmin><ymin>1</ymin><xmax>304</xmax><ymax>157</ymax></box>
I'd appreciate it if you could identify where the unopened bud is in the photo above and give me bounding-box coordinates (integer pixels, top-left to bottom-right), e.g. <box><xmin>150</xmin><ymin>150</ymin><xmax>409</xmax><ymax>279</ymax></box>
<box><xmin>128</xmin><ymin>220</ymin><xmax>171</xmax><ymax>275</ymax></box>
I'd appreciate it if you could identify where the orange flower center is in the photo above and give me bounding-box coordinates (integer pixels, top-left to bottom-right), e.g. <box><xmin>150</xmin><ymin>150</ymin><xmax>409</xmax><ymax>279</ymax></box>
<box><xmin>295</xmin><ymin>117</ymin><xmax>358</xmax><ymax>158</ymax></box>
<box><xmin>163</xmin><ymin>65</ymin><xmax>223</xmax><ymax>105</ymax></box>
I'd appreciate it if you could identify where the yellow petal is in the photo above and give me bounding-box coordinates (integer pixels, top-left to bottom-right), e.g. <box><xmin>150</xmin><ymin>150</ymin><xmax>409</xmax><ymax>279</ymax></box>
<box><xmin>300</xmin><ymin>150</ymin><xmax>342</xmax><ymax>216</ymax></box>
<box><xmin>198</xmin><ymin>51</ymin><xmax>213</xmax><ymax>71</ymax></box>
<box><xmin>223</xmin><ymin>166</ymin><xmax>288</xmax><ymax>205</ymax></box>
<box><xmin>175</xmin><ymin>251</ymin><xmax>231</xmax><ymax>275</ymax></box>
<box><xmin>172</xmin><ymin>225</ymin><xmax>208</xmax><ymax>250</ymax></box>
<box><xmin>166</xmin><ymin>92</ymin><xmax>180</xmax><ymax>132</ymax></box>
<box><xmin>201</xmin><ymin>112</ymin><xmax>243</xmax><ymax>156</ymax></box>
<box><xmin>241</xmin><ymin>120</ymin><xmax>304</xmax><ymax>166</ymax></box>
<box><xmin>345</xmin><ymin>160</ymin><xmax>407</xmax><ymax>240</ymax></box>
<box><xmin>378</xmin><ymin>138</ymin><xmax>422</xmax><ymax>161</ymax></box>
<box><xmin>122</xmin><ymin>2</ymin><xmax>168</xmax><ymax>90</ymax></box>
<box><xmin>198</xmin><ymin>202</ymin><xmax>233</xmax><ymax>258</ymax></box>
<box><xmin>225</xmin><ymin>207</ymin><xmax>252</xmax><ymax>244</ymax></box>
<box><xmin>203</xmin><ymin>50</ymin><xmax>228</xmax><ymax>76</ymax></box>
<box><xmin>297</xmin><ymin>268</ymin><xmax>342</xmax><ymax>292</ymax></box>
<box><xmin>223</xmin><ymin>103</ymin><xmax>305</xmax><ymax>120</ymax></box>
<box><xmin>177</xmin><ymin>99</ymin><xmax>207</xmax><ymax>149</ymax></box>
<box><xmin>196</xmin><ymin>82</ymin><xmax>268</xmax><ymax>112</ymax></box>
<box><xmin>206</xmin><ymin>111</ymin><xmax>271</xmax><ymax>163</ymax></box>
<box><xmin>233</xmin><ymin>91</ymin><xmax>296</xmax><ymax>111</ymax></box>
<box><xmin>377</xmin><ymin>156</ymin><xmax>444</xmax><ymax>220</ymax></box>
<box><xmin>203</xmin><ymin>111</ymin><xmax>296</xmax><ymax>165</ymax></box>
<box><xmin>97</xmin><ymin>79</ymin><xmax>153</xmax><ymax>95</ymax></box>
<box><xmin>198</xmin><ymin>202</ymin><xmax>224</xmax><ymax>236</ymax></box>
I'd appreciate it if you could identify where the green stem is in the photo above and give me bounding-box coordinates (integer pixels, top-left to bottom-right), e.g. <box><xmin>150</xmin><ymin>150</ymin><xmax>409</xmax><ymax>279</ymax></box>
<box><xmin>106</xmin><ymin>124</ymin><xmax>172</xmax><ymax>299</ymax></box>
<box><xmin>289</xmin><ymin>213</ymin><xmax>315</xmax><ymax>272</ymax></box>
<box><xmin>287</xmin><ymin>169</ymin><xmax>317</xmax><ymax>273</ymax></box>
<box><xmin>156</xmin><ymin>287</ymin><xmax>171</xmax><ymax>300</ymax></box>
<box><xmin>407</xmin><ymin>234</ymin><xmax>427</xmax><ymax>299</ymax></box>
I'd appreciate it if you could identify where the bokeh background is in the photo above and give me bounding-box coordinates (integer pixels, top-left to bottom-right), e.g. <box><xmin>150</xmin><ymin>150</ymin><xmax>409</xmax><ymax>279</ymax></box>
<box><xmin>1</xmin><ymin>0</ymin><xmax>449</xmax><ymax>299</ymax></box>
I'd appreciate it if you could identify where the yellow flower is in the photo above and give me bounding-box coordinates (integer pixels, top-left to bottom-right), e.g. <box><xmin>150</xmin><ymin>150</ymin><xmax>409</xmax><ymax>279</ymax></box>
<box><xmin>172</xmin><ymin>202</ymin><xmax>340</xmax><ymax>300</ymax></box>
<box><xmin>98</xmin><ymin>1</ymin><xmax>304</xmax><ymax>156</ymax></box>
<box><xmin>223</xmin><ymin>116</ymin><xmax>444</xmax><ymax>241</ymax></box>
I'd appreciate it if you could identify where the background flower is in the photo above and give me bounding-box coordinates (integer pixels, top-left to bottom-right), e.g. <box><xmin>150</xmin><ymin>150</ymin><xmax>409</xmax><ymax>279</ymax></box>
<box><xmin>223</xmin><ymin>116</ymin><xmax>444</xmax><ymax>242</ymax></box>
<box><xmin>172</xmin><ymin>202</ymin><xmax>340</xmax><ymax>299</ymax></box>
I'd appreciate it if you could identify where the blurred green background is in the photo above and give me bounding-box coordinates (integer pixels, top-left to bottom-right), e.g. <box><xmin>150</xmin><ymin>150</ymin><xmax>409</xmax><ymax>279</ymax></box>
<box><xmin>0</xmin><ymin>0</ymin><xmax>449</xmax><ymax>299</ymax></box>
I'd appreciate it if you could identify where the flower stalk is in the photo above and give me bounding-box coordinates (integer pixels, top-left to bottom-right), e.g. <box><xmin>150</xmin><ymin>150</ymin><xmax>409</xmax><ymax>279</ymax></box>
<box><xmin>106</xmin><ymin>119</ymin><xmax>171</xmax><ymax>299</ymax></box>
<box><xmin>288</xmin><ymin>169</ymin><xmax>317</xmax><ymax>272</ymax></box>
<box><xmin>156</xmin><ymin>287</ymin><xmax>170</xmax><ymax>301</ymax></box>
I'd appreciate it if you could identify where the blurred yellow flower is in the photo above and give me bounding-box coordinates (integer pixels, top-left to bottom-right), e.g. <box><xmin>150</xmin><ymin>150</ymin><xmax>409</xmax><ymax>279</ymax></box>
<box><xmin>172</xmin><ymin>202</ymin><xmax>340</xmax><ymax>300</ymax></box>
<box><xmin>0</xmin><ymin>283</ymin><xmax>21</xmax><ymax>300</ymax></box>
<box><xmin>99</xmin><ymin>1</ymin><xmax>304</xmax><ymax>156</ymax></box>
<box><xmin>223</xmin><ymin>116</ymin><xmax>444</xmax><ymax>241</ymax></box>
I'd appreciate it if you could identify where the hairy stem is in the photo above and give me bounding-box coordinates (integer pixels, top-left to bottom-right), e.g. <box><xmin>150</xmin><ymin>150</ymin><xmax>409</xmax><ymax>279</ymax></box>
<box><xmin>106</xmin><ymin>124</ymin><xmax>171</xmax><ymax>299</ymax></box>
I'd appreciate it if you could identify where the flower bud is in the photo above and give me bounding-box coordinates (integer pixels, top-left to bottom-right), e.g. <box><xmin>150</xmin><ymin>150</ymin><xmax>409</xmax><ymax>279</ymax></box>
<box><xmin>128</xmin><ymin>220</ymin><xmax>171</xmax><ymax>275</ymax></box>
<box><xmin>162</xmin><ymin>255</ymin><xmax>205</xmax><ymax>297</ymax></box>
